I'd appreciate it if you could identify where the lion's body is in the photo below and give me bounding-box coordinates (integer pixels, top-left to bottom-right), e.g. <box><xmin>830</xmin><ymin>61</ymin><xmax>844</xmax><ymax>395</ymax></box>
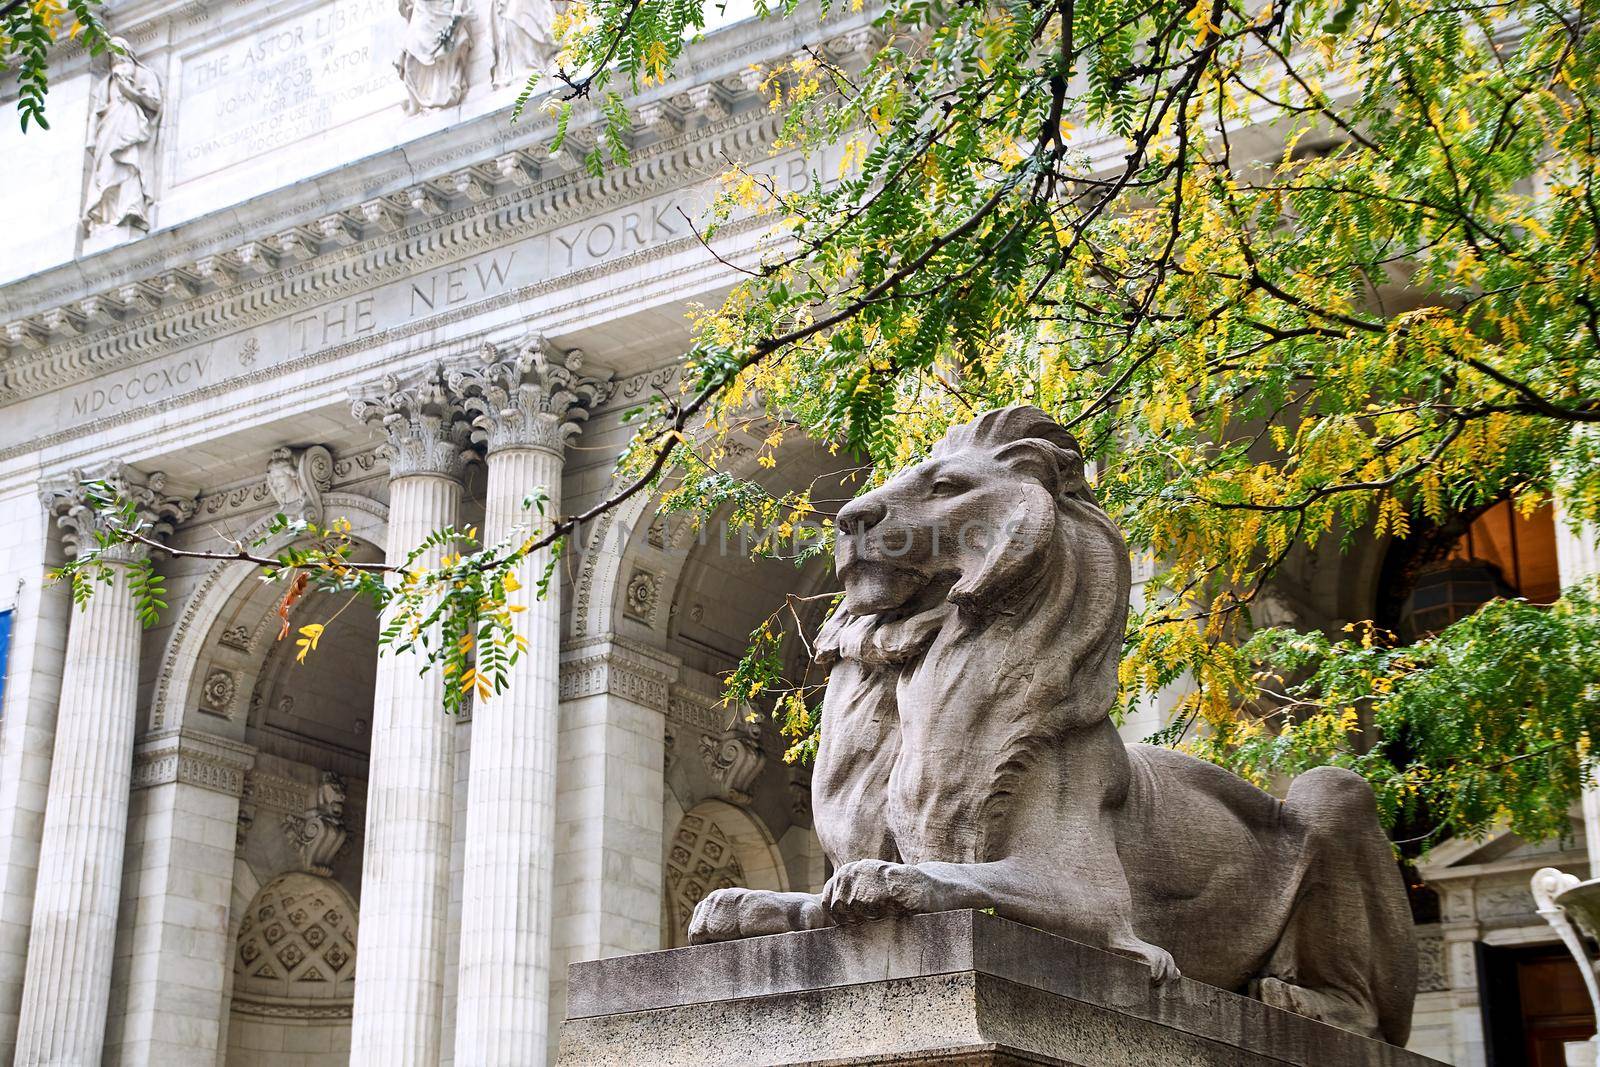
<box><xmin>690</xmin><ymin>406</ymin><xmax>1417</xmax><ymax>1046</ymax></box>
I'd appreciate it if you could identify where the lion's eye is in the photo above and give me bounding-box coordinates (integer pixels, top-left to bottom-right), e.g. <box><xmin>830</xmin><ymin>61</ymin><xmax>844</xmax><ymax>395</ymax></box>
<box><xmin>931</xmin><ymin>476</ymin><xmax>965</xmax><ymax>496</ymax></box>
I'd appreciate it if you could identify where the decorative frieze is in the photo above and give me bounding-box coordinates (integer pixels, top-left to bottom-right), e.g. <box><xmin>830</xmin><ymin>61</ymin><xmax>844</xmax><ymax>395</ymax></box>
<box><xmin>559</xmin><ymin>638</ymin><xmax>679</xmax><ymax>711</ymax></box>
<box><xmin>0</xmin><ymin>104</ymin><xmax>788</xmax><ymax>398</ymax></box>
<box><xmin>667</xmin><ymin>686</ymin><xmax>727</xmax><ymax>734</ymax></box>
<box><xmin>244</xmin><ymin>769</ymin><xmax>318</xmax><ymax>815</ymax></box>
<box><xmin>131</xmin><ymin>729</ymin><xmax>257</xmax><ymax>797</ymax></box>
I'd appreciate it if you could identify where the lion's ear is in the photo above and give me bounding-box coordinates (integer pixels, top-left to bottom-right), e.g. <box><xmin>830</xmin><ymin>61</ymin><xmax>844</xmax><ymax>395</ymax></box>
<box><xmin>948</xmin><ymin>482</ymin><xmax>1056</xmax><ymax>611</ymax></box>
<box><xmin>993</xmin><ymin>439</ymin><xmax>1086</xmax><ymax>499</ymax></box>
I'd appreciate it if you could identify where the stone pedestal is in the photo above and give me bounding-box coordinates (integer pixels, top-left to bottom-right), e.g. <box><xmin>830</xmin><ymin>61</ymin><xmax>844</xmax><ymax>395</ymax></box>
<box><xmin>557</xmin><ymin>910</ymin><xmax>1446</xmax><ymax>1067</ymax></box>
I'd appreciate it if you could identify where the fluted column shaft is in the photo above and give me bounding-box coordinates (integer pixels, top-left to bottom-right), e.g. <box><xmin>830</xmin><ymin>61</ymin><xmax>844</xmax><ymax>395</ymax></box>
<box><xmin>446</xmin><ymin>336</ymin><xmax>607</xmax><ymax>1066</ymax></box>
<box><xmin>14</xmin><ymin>565</ymin><xmax>140</xmax><ymax>1066</ymax></box>
<box><xmin>16</xmin><ymin>464</ymin><xmax>191</xmax><ymax>1067</ymax></box>
<box><xmin>455</xmin><ymin>444</ymin><xmax>564</xmax><ymax>1064</ymax></box>
<box><xmin>350</xmin><ymin>366</ymin><xmax>472</xmax><ymax>1067</ymax></box>
<box><xmin>351</xmin><ymin>472</ymin><xmax>462</xmax><ymax>1066</ymax></box>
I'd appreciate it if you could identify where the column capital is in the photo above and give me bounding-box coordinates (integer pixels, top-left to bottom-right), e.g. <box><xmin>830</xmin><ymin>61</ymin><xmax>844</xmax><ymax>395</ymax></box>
<box><xmin>350</xmin><ymin>362</ymin><xmax>474</xmax><ymax>481</ymax></box>
<box><xmin>41</xmin><ymin>462</ymin><xmax>195</xmax><ymax>561</ymax></box>
<box><xmin>446</xmin><ymin>335</ymin><xmax>612</xmax><ymax>456</ymax></box>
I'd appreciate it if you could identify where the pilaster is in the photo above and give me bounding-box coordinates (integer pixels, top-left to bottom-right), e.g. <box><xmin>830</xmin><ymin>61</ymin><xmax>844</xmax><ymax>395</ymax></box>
<box><xmin>348</xmin><ymin>366</ymin><xmax>471</xmax><ymax>1067</ymax></box>
<box><xmin>1555</xmin><ymin>500</ymin><xmax>1600</xmax><ymax>878</ymax></box>
<box><xmin>106</xmin><ymin>730</ymin><xmax>255</xmax><ymax>1067</ymax></box>
<box><xmin>550</xmin><ymin>636</ymin><xmax>679</xmax><ymax>1062</ymax></box>
<box><xmin>15</xmin><ymin>464</ymin><xmax>193</xmax><ymax>1066</ymax></box>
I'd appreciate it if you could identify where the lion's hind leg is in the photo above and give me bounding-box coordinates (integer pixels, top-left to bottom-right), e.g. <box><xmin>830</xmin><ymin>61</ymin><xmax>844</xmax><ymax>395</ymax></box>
<box><xmin>1253</xmin><ymin>766</ymin><xmax>1417</xmax><ymax>1043</ymax></box>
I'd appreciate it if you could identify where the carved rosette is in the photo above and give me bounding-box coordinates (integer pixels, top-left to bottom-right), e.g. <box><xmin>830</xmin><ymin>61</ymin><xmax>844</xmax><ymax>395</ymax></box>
<box><xmin>350</xmin><ymin>364</ymin><xmax>474</xmax><ymax>480</ymax></box>
<box><xmin>40</xmin><ymin>461</ymin><xmax>195</xmax><ymax>561</ymax></box>
<box><xmin>445</xmin><ymin>335</ymin><xmax>612</xmax><ymax>456</ymax></box>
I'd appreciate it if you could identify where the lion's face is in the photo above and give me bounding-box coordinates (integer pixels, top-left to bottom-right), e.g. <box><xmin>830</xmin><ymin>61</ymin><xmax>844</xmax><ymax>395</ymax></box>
<box><xmin>834</xmin><ymin>449</ymin><xmax>1053</xmax><ymax>616</ymax></box>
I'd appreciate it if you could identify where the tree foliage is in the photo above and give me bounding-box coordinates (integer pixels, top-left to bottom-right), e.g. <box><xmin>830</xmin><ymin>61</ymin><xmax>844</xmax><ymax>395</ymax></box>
<box><xmin>1</xmin><ymin>0</ymin><xmax>114</xmax><ymax>130</ymax></box>
<box><xmin>564</xmin><ymin>0</ymin><xmax>1600</xmax><ymax>846</ymax></box>
<box><xmin>33</xmin><ymin>0</ymin><xmax>1600</xmax><ymax>850</ymax></box>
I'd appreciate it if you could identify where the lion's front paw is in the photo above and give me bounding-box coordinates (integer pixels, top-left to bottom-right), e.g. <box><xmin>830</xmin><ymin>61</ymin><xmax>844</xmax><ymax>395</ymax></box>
<box><xmin>1112</xmin><ymin>936</ymin><xmax>1181</xmax><ymax>985</ymax></box>
<box><xmin>687</xmin><ymin>888</ymin><xmax>825</xmax><ymax>945</ymax></box>
<box><xmin>821</xmin><ymin>859</ymin><xmax>947</xmax><ymax>924</ymax></box>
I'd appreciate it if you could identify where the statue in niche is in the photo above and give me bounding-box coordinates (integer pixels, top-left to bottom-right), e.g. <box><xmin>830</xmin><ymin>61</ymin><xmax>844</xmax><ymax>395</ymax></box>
<box><xmin>396</xmin><ymin>0</ymin><xmax>473</xmax><ymax>113</ymax></box>
<box><xmin>687</xmin><ymin>406</ymin><xmax>1418</xmax><ymax>1045</ymax></box>
<box><xmin>489</xmin><ymin>0</ymin><xmax>558</xmax><ymax>88</ymax></box>
<box><xmin>83</xmin><ymin>37</ymin><xmax>162</xmax><ymax>233</ymax></box>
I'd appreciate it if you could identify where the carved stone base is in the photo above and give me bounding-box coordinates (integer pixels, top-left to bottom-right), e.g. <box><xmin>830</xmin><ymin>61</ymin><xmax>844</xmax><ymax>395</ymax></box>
<box><xmin>557</xmin><ymin>910</ymin><xmax>1446</xmax><ymax>1067</ymax></box>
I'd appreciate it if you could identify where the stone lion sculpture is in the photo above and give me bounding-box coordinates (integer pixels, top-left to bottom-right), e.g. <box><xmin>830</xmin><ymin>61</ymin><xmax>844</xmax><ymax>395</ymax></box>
<box><xmin>688</xmin><ymin>405</ymin><xmax>1418</xmax><ymax>1045</ymax></box>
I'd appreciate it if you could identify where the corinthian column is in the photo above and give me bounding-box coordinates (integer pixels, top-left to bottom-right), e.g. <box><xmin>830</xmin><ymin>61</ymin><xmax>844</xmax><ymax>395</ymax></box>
<box><xmin>447</xmin><ymin>338</ymin><xmax>609</xmax><ymax>1065</ymax></box>
<box><xmin>15</xmin><ymin>464</ymin><xmax>193</xmax><ymax>1066</ymax></box>
<box><xmin>349</xmin><ymin>366</ymin><xmax>472</xmax><ymax>1067</ymax></box>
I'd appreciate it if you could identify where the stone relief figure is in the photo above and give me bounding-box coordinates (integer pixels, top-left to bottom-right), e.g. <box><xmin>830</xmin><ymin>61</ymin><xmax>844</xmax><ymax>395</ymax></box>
<box><xmin>687</xmin><ymin>405</ymin><xmax>1418</xmax><ymax>1045</ymax></box>
<box><xmin>265</xmin><ymin>444</ymin><xmax>334</xmax><ymax>524</ymax></box>
<box><xmin>490</xmin><ymin>0</ymin><xmax>558</xmax><ymax>88</ymax></box>
<box><xmin>83</xmin><ymin>37</ymin><xmax>162</xmax><ymax>233</ymax></box>
<box><xmin>397</xmin><ymin>0</ymin><xmax>473</xmax><ymax>114</ymax></box>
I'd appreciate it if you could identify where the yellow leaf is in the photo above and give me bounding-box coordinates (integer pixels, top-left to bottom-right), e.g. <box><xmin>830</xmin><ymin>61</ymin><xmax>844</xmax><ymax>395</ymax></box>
<box><xmin>294</xmin><ymin>623</ymin><xmax>325</xmax><ymax>664</ymax></box>
<box><xmin>502</xmin><ymin>572</ymin><xmax>522</xmax><ymax>592</ymax></box>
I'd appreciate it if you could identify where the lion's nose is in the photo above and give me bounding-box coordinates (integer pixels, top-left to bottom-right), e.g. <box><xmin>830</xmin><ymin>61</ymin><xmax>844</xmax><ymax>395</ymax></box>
<box><xmin>837</xmin><ymin>495</ymin><xmax>888</xmax><ymax>537</ymax></box>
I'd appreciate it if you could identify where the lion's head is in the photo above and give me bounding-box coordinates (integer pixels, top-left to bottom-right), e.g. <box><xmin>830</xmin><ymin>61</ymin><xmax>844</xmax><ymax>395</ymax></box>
<box><xmin>821</xmin><ymin>406</ymin><xmax>1133</xmax><ymax>862</ymax></box>
<box><xmin>835</xmin><ymin>405</ymin><xmax>1105</xmax><ymax>618</ymax></box>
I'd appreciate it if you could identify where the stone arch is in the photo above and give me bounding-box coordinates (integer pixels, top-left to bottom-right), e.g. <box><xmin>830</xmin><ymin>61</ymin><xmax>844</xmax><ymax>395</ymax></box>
<box><xmin>149</xmin><ymin>492</ymin><xmax>388</xmax><ymax>735</ymax></box>
<box><xmin>569</xmin><ymin>423</ymin><xmax>847</xmax><ymax>657</ymax></box>
<box><xmin>662</xmin><ymin>797</ymin><xmax>789</xmax><ymax>947</ymax></box>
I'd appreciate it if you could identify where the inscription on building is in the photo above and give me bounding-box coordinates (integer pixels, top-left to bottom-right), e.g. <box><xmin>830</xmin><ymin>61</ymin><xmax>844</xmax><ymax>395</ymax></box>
<box><xmin>174</xmin><ymin>0</ymin><xmax>400</xmax><ymax>182</ymax></box>
<box><xmin>28</xmin><ymin>142</ymin><xmax>855</xmax><ymax>438</ymax></box>
<box><xmin>70</xmin><ymin>354</ymin><xmax>214</xmax><ymax>418</ymax></box>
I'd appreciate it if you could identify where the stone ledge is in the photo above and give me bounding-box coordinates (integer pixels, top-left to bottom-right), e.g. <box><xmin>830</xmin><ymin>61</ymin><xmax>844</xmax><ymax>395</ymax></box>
<box><xmin>560</xmin><ymin>910</ymin><xmax>1445</xmax><ymax>1067</ymax></box>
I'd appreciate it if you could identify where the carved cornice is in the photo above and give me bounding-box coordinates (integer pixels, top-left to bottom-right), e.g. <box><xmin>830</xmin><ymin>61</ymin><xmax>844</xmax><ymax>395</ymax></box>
<box><xmin>350</xmin><ymin>362</ymin><xmax>475</xmax><ymax>481</ymax></box>
<box><xmin>446</xmin><ymin>335</ymin><xmax>613</xmax><ymax>454</ymax></box>
<box><xmin>41</xmin><ymin>461</ymin><xmax>195</xmax><ymax>561</ymax></box>
<box><xmin>132</xmin><ymin>728</ymin><xmax>257</xmax><ymax>797</ymax></box>
<box><xmin>559</xmin><ymin>636</ymin><xmax>680</xmax><ymax>712</ymax></box>
<box><xmin>0</xmin><ymin>213</ymin><xmax>771</xmax><ymax>466</ymax></box>
<box><xmin>0</xmin><ymin>107</ymin><xmax>783</xmax><ymax>403</ymax></box>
